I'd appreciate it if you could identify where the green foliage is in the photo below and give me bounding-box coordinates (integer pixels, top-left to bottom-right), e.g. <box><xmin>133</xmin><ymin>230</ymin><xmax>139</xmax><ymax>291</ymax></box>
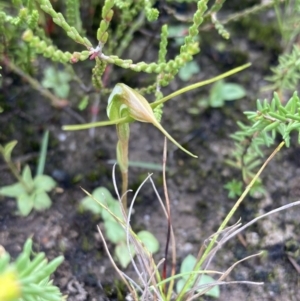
<box><xmin>227</xmin><ymin>91</ymin><xmax>300</xmax><ymax>192</ymax></box>
<box><xmin>77</xmin><ymin>95</ymin><xmax>89</xmax><ymax>111</ymax></box>
<box><xmin>0</xmin><ymin>140</ymin><xmax>56</xmax><ymax>216</ymax></box>
<box><xmin>0</xmin><ymin>0</ymin><xmax>237</xmax><ymax>94</ymax></box>
<box><xmin>275</xmin><ymin>0</ymin><xmax>300</xmax><ymax>45</ymax></box>
<box><xmin>65</xmin><ymin>0</ymin><xmax>82</xmax><ymax>32</ymax></box>
<box><xmin>41</xmin><ymin>66</ymin><xmax>72</xmax><ymax>98</ymax></box>
<box><xmin>266</xmin><ymin>45</ymin><xmax>300</xmax><ymax>92</ymax></box>
<box><xmin>178</xmin><ymin>61</ymin><xmax>200</xmax><ymax>81</ymax></box>
<box><xmin>265</xmin><ymin>0</ymin><xmax>300</xmax><ymax>93</ymax></box>
<box><xmin>0</xmin><ymin>165</ymin><xmax>56</xmax><ymax>216</ymax></box>
<box><xmin>207</xmin><ymin>80</ymin><xmax>246</xmax><ymax>107</ymax></box>
<box><xmin>176</xmin><ymin>254</ymin><xmax>220</xmax><ymax>298</ymax></box>
<box><xmin>187</xmin><ymin>80</ymin><xmax>246</xmax><ymax>114</ymax></box>
<box><xmin>0</xmin><ymin>238</ymin><xmax>64</xmax><ymax>301</ymax></box>
<box><xmin>80</xmin><ymin>187</ymin><xmax>159</xmax><ymax>268</ymax></box>
<box><xmin>224</xmin><ymin>179</ymin><xmax>243</xmax><ymax>199</ymax></box>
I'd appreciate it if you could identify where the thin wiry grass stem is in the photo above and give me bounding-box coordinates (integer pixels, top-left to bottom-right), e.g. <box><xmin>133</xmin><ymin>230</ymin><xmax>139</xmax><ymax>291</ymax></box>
<box><xmin>188</xmin><ymin>200</ymin><xmax>300</xmax><ymax>300</ymax></box>
<box><xmin>96</xmin><ymin>225</ymin><xmax>139</xmax><ymax>300</ymax></box>
<box><xmin>112</xmin><ymin>164</ymin><xmax>159</xmax><ymax>294</ymax></box>
<box><xmin>214</xmin><ymin>200</ymin><xmax>300</xmax><ymax>251</ymax></box>
<box><xmin>176</xmin><ymin>141</ymin><xmax>285</xmax><ymax>301</ymax></box>
<box><xmin>113</xmin><ymin>165</ymin><xmax>166</xmax><ymax>299</ymax></box>
<box><xmin>125</xmin><ymin>173</ymin><xmax>154</xmax><ymax>288</ymax></box>
<box><xmin>202</xmin><ymin>221</ymin><xmax>242</xmax><ymax>271</ymax></box>
<box><xmin>162</xmin><ymin>138</ymin><xmax>176</xmax><ymax>299</ymax></box>
<box><xmin>188</xmin><ymin>253</ymin><xmax>263</xmax><ymax>301</ymax></box>
<box><xmin>187</xmin><ymin>221</ymin><xmax>242</xmax><ymax>300</ymax></box>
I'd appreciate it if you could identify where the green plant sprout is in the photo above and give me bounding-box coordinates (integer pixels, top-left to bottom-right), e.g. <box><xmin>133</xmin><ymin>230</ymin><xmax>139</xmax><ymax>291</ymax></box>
<box><xmin>79</xmin><ymin>186</ymin><xmax>159</xmax><ymax>268</ymax></box>
<box><xmin>0</xmin><ymin>133</ymin><xmax>56</xmax><ymax>216</ymax></box>
<box><xmin>0</xmin><ymin>238</ymin><xmax>64</xmax><ymax>301</ymax></box>
<box><xmin>176</xmin><ymin>254</ymin><xmax>220</xmax><ymax>298</ymax></box>
<box><xmin>223</xmin><ymin>179</ymin><xmax>243</xmax><ymax>199</ymax></box>
<box><xmin>187</xmin><ymin>79</ymin><xmax>246</xmax><ymax>114</ymax></box>
<box><xmin>226</xmin><ymin>91</ymin><xmax>300</xmax><ymax>197</ymax></box>
<box><xmin>178</xmin><ymin>61</ymin><xmax>201</xmax><ymax>82</ymax></box>
<box><xmin>266</xmin><ymin>44</ymin><xmax>300</xmax><ymax>94</ymax></box>
<box><xmin>64</xmin><ymin>64</ymin><xmax>250</xmax><ymax>208</ymax></box>
<box><xmin>41</xmin><ymin>66</ymin><xmax>72</xmax><ymax>99</ymax></box>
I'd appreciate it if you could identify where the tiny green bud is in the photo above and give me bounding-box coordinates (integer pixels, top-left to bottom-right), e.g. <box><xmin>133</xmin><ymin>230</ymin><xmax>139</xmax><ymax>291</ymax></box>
<box><xmin>100</xmin><ymin>32</ymin><xmax>108</xmax><ymax>44</ymax></box>
<box><xmin>19</xmin><ymin>7</ymin><xmax>28</xmax><ymax>19</ymax></box>
<box><xmin>79</xmin><ymin>51</ymin><xmax>90</xmax><ymax>61</ymax></box>
<box><xmin>22</xmin><ymin>29</ymin><xmax>33</xmax><ymax>42</ymax></box>
<box><xmin>105</xmin><ymin>9</ymin><xmax>114</xmax><ymax>21</ymax></box>
<box><xmin>67</xmin><ymin>30</ymin><xmax>76</xmax><ymax>40</ymax></box>
<box><xmin>83</xmin><ymin>38</ymin><xmax>92</xmax><ymax>48</ymax></box>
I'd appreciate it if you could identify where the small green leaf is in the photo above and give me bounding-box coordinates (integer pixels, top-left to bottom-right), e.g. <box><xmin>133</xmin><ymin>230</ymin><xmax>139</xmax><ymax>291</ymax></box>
<box><xmin>104</xmin><ymin>220</ymin><xmax>125</xmax><ymax>244</ymax></box>
<box><xmin>34</xmin><ymin>175</ymin><xmax>56</xmax><ymax>192</ymax></box>
<box><xmin>177</xmin><ymin>254</ymin><xmax>220</xmax><ymax>298</ymax></box>
<box><xmin>176</xmin><ymin>254</ymin><xmax>197</xmax><ymax>293</ymax></box>
<box><xmin>41</xmin><ymin>66</ymin><xmax>72</xmax><ymax>98</ymax></box>
<box><xmin>36</xmin><ymin>130</ymin><xmax>49</xmax><ymax>176</ymax></box>
<box><xmin>197</xmin><ymin>274</ymin><xmax>220</xmax><ymax>298</ymax></box>
<box><xmin>0</xmin><ymin>182</ymin><xmax>26</xmax><ymax>197</ymax></box>
<box><xmin>179</xmin><ymin>61</ymin><xmax>200</xmax><ymax>81</ymax></box>
<box><xmin>221</xmin><ymin>83</ymin><xmax>246</xmax><ymax>101</ymax></box>
<box><xmin>101</xmin><ymin>200</ymin><xmax>123</xmax><ymax>222</ymax></box>
<box><xmin>93</xmin><ymin>187</ymin><xmax>115</xmax><ymax>204</ymax></box>
<box><xmin>56</xmin><ymin>83</ymin><xmax>70</xmax><ymax>99</ymax></box>
<box><xmin>115</xmin><ymin>242</ymin><xmax>135</xmax><ymax>268</ymax></box>
<box><xmin>80</xmin><ymin>187</ymin><xmax>117</xmax><ymax>217</ymax></box>
<box><xmin>209</xmin><ymin>81</ymin><xmax>225</xmax><ymax>108</ymax></box>
<box><xmin>176</xmin><ymin>278</ymin><xmax>186</xmax><ymax>293</ymax></box>
<box><xmin>137</xmin><ymin>230</ymin><xmax>159</xmax><ymax>253</ymax></box>
<box><xmin>33</xmin><ymin>191</ymin><xmax>52</xmax><ymax>210</ymax></box>
<box><xmin>78</xmin><ymin>96</ymin><xmax>89</xmax><ymax>111</ymax></box>
<box><xmin>180</xmin><ymin>254</ymin><xmax>197</xmax><ymax>278</ymax></box>
<box><xmin>2</xmin><ymin>140</ymin><xmax>18</xmax><ymax>161</ymax></box>
<box><xmin>209</xmin><ymin>81</ymin><xmax>246</xmax><ymax>107</ymax></box>
<box><xmin>17</xmin><ymin>193</ymin><xmax>34</xmax><ymax>216</ymax></box>
<box><xmin>22</xmin><ymin>165</ymin><xmax>34</xmax><ymax>188</ymax></box>
<box><xmin>80</xmin><ymin>196</ymin><xmax>102</xmax><ymax>215</ymax></box>
<box><xmin>224</xmin><ymin>180</ymin><xmax>243</xmax><ymax>198</ymax></box>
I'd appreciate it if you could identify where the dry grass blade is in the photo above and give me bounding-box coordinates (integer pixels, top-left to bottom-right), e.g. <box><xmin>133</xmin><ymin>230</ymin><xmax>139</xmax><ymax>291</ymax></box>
<box><xmin>207</xmin><ymin>200</ymin><xmax>300</xmax><ymax>261</ymax></box>
<box><xmin>111</xmin><ymin>163</ymin><xmax>167</xmax><ymax>300</ymax></box>
<box><xmin>187</xmin><ymin>253</ymin><xmax>263</xmax><ymax>301</ymax></box>
<box><xmin>186</xmin><ymin>201</ymin><xmax>300</xmax><ymax>300</ymax></box>
<box><xmin>96</xmin><ymin>225</ymin><xmax>139</xmax><ymax>299</ymax></box>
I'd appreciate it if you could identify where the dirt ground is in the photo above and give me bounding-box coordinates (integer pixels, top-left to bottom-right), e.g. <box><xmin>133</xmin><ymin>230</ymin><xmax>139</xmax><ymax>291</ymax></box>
<box><xmin>1</xmin><ymin>2</ymin><xmax>300</xmax><ymax>301</ymax></box>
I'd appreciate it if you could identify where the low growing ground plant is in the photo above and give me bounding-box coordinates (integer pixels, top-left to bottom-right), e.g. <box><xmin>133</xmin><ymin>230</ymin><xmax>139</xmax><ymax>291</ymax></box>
<box><xmin>225</xmin><ymin>91</ymin><xmax>300</xmax><ymax>198</ymax></box>
<box><xmin>0</xmin><ymin>238</ymin><xmax>64</xmax><ymax>301</ymax></box>
<box><xmin>79</xmin><ymin>186</ymin><xmax>159</xmax><ymax>268</ymax></box>
<box><xmin>187</xmin><ymin>79</ymin><xmax>246</xmax><ymax>115</ymax></box>
<box><xmin>0</xmin><ymin>132</ymin><xmax>56</xmax><ymax>216</ymax></box>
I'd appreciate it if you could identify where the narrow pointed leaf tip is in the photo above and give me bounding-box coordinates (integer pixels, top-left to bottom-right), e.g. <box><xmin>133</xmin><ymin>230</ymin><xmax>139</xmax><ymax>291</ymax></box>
<box><xmin>115</xmin><ymin>83</ymin><xmax>198</xmax><ymax>158</ymax></box>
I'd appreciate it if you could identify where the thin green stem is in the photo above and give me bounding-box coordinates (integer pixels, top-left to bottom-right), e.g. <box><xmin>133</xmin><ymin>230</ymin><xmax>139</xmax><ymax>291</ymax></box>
<box><xmin>151</xmin><ymin>63</ymin><xmax>251</xmax><ymax>109</ymax></box>
<box><xmin>176</xmin><ymin>141</ymin><xmax>285</xmax><ymax>301</ymax></box>
<box><xmin>0</xmin><ymin>146</ymin><xmax>32</xmax><ymax>193</ymax></box>
<box><xmin>62</xmin><ymin>116</ymin><xmax>130</xmax><ymax>131</ymax></box>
